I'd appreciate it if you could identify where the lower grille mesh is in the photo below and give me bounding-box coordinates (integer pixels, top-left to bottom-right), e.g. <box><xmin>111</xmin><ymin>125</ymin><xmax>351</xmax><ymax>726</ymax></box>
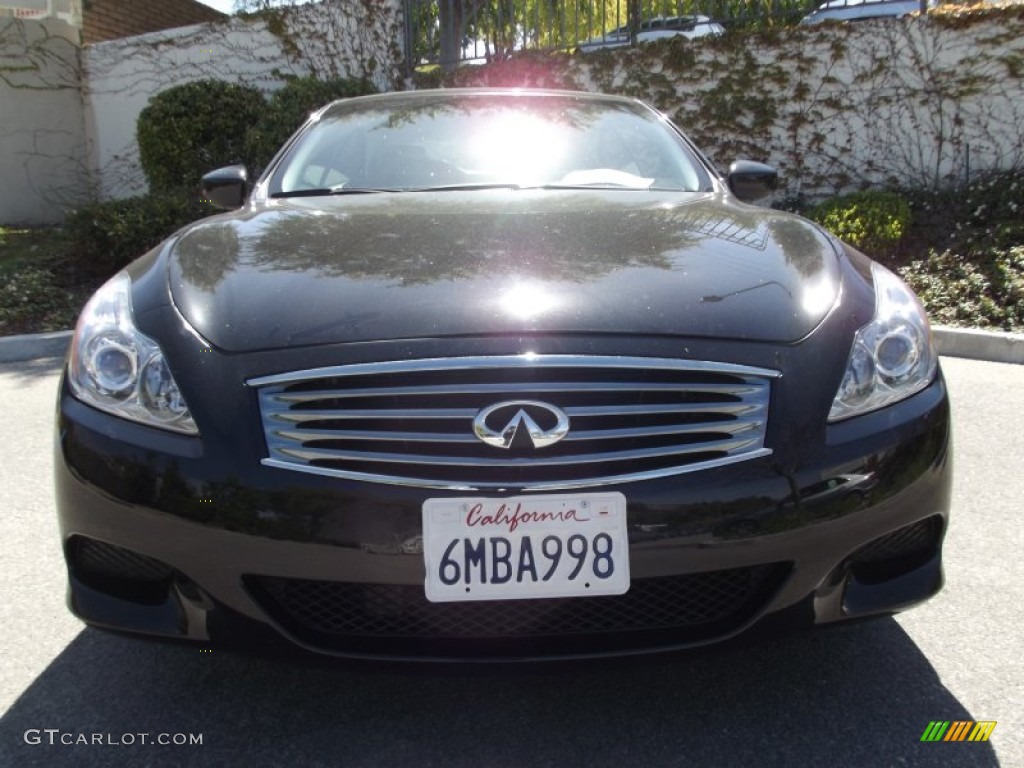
<box><xmin>248</xmin><ymin>565</ymin><xmax>788</xmax><ymax>655</ymax></box>
<box><xmin>69</xmin><ymin>537</ymin><xmax>173</xmax><ymax>582</ymax></box>
<box><xmin>848</xmin><ymin>516</ymin><xmax>943</xmax><ymax>583</ymax></box>
<box><xmin>850</xmin><ymin>516</ymin><xmax>943</xmax><ymax>565</ymax></box>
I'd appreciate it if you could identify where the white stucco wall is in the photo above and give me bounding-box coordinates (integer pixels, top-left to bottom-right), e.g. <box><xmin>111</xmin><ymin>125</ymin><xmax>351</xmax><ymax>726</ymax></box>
<box><xmin>750</xmin><ymin>17</ymin><xmax>1024</xmax><ymax>199</ymax></box>
<box><xmin>83</xmin><ymin>19</ymin><xmax>295</xmax><ymax>200</ymax></box>
<box><xmin>83</xmin><ymin>4</ymin><xmax>404</xmax><ymax>200</ymax></box>
<box><xmin>3</xmin><ymin>7</ymin><xmax>1022</xmax><ymax>224</ymax></box>
<box><xmin>0</xmin><ymin>16</ymin><xmax>87</xmax><ymax>225</ymax></box>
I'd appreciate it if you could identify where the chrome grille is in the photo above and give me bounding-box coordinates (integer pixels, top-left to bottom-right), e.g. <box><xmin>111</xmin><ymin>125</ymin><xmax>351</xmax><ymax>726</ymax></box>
<box><xmin>250</xmin><ymin>355</ymin><xmax>777</xmax><ymax>490</ymax></box>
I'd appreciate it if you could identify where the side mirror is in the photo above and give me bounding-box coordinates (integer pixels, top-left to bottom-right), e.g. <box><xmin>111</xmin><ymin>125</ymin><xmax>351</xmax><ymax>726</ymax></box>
<box><xmin>201</xmin><ymin>165</ymin><xmax>249</xmax><ymax>210</ymax></box>
<box><xmin>726</xmin><ymin>160</ymin><xmax>778</xmax><ymax>204</ymax></box>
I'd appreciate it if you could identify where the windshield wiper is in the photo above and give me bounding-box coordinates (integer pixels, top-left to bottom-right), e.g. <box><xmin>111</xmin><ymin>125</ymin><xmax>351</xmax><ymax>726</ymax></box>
<box><xmin>272</xmin><ymin>182</ymin><xmax>690</xmax><ymax>197</ymax></box>
<box><xmin>404</xmin><ymin>182</ymin><xmax>689</xmax><ymax>193</ymax></box>
<box><xmin>525</xmin><ymin>182</ymin><xmax>673</xmax><ymax>191</ymax></box>
<box><xmin>402</xmin><ymin>183</ymin><xmax>524</xmax><ymax>192</ymax></box>
<box><xmin>270</xmin><ymin>186</ymin><xmax>400</xmax><ymax>198</ymax></box>
<box><xmin>542</xmin><ymin>183</ymin><xmax>700</xmax><ymax>193</ymax></box>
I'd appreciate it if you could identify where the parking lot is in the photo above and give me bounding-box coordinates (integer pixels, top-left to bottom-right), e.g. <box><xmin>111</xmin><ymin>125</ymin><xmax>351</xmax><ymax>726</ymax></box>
<box><xmin>0</xmin><ymin>354</ymin><xmax>1019</xmax><ymax>767</ymax></box>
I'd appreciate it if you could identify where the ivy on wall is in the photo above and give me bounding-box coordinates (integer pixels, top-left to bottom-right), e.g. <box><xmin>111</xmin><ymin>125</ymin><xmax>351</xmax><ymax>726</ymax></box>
<box><xmin>428</xmin><ymin>7</ymin><xmax>1024</xmax><ymax>204</ymax></box>
<box><xmin>245</xmin><ymin>0</ymin><xmax>405</xmax><ymax>88</ymax></box>
<box><xmin>0</xmin><ymin>17</ymin><xmax>90</xmax><ymax>223</ymax></box>
<box><xmin>5</xmin><ymin>3</ymin><xmax>1024</xmax><ymax>217</ymax></box>
<box><xmin>80</xmin><ymin>6</ymin><xmax>404</xmax><ymax>201</ymax></box>
<box><xmin>0</xmin><ymin>17</ymin><xmax>79</xmax><ymax>91</ymax></box>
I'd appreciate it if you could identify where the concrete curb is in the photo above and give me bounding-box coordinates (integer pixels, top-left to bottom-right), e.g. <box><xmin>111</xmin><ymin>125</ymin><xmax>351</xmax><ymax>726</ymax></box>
<box><xmin>1</xmin><ymin>326</ymin><xmax>1022</xmax><ymax>365</ymax></box>
<box><xmin>932</xmin><ymin>325</ymin><xmax>1024</xmax><ymax>365</ymax></box>
<box><xmin>0</xmin><ymin>330</ymin><xmax>72</xmax><ymax>363</ymax></box>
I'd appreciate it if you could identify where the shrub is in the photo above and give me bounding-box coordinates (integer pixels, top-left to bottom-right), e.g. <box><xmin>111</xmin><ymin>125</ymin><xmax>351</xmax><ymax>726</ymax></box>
<box><xmin>137</xmin><ymin>80</ymin><xmax>266</xmax><ymax>193</ymax></box>
<box><xmin>899</xmin><ymin>246</ymin><xmax>1024</xmax><ymax>330</ymax></box>
<box><xmin>64</xmin><ymin>193</ymin><xmax>215</xmax><ymax>277</ymax></box>
<box><xmin>918</xmin><ymin>170</ymin><xmax>1024</xmax><ymax>254</ymax></box>
<box><xmin>809</xmin><ymin>190</ymin><xmax>911</xmax><ymax>258</ymax></box>
<box><xmin>245</xmin><ymin>76</ymin><xmax>376</xmax><ymax>171</ymax></box>
<box><xmin>0</xmin><ymin>262</ymin><xmax>78</xmax><ymax>334</ymax></box>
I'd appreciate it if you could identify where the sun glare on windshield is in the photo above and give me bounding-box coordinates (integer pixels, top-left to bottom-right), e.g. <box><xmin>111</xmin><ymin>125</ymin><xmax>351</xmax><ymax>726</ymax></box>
<box><xmin>465</xmin><ymin>113</ymin><xmax>571</xmax><ymax>184</ymax></box>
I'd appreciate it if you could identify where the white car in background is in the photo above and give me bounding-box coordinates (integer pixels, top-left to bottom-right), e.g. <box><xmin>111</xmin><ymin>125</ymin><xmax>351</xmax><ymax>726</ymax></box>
<box><xmin>579</xmin><ymin>15</ymin><xmax>724</xmax><ymax>50</ymax></box>
<box><xmin>800</xmin><ymin>0</ymin><xmax>937</xmax><ymax>23</ymax></box>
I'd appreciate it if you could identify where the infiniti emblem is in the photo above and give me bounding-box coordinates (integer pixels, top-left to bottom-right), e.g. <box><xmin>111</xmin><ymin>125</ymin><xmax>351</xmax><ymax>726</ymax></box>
<box><xmin>473</xmin><ymin>400</ymin><xmax>570</xmax><ymax>450</ymax></box>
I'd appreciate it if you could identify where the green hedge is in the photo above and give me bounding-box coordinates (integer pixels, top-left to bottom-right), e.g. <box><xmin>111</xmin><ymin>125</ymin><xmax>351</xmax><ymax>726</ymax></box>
<box><xmin>0</xmin><ymin>261</ymin><xmax>81</xmax><ymax>334</ymax></box>
<box><xmin>137</xmin><ymin>80</ymin><xmax>266</xmax><ymax>193</ymax></box>
<box><xmin>246</xmin><ymin>76</ymin><xmax>376</xmax><ymax>171</ymax></box>
<box><xmin>64</xmin><ymin>194</ymin><xmax>215</xmax><ymax>276</ymax></box>
<box><xmin>65</xmin><ymin>76</ymin><xmax>380</xmax><ymax>278</ymax></box>
<box><xmin>137</xmin><ymin>77</ymin><xmax>376</xmax><ymax>189</ymax></box>
<box><xmin>900</xmin><ymin>246</ymin><xmax>1024</xmax><ymax>330</ymax></box>
<box><xmin>808</xmin><ymin>190</ymin><xmax>911</xmax><ymax>258</ymax></box>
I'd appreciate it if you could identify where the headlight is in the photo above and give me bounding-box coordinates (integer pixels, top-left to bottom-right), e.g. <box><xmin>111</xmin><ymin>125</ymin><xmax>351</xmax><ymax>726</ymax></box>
<box><xmin>829</xmin><ymin>263</ymin><xmax>937</xmax><ymax>422</ymax></box>
<box><xmin>68</xmin><ymin>272</ymin><xmax>198</xmax><ymax>434</ymax></box>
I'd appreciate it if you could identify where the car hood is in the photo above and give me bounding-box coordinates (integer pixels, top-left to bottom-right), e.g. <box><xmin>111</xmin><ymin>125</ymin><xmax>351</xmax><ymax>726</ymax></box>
<box><xmin>167</xmin><ymin>191</ymin><xmax>841</xmax><ymax>353</ymax></box>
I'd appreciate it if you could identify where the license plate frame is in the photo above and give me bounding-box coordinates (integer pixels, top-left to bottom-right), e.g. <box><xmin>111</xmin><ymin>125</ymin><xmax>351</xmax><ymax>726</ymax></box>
<box><xmin>422</xmin><ymin>492</ymin><xmax>630</xmax><ymax>603</ymax></box>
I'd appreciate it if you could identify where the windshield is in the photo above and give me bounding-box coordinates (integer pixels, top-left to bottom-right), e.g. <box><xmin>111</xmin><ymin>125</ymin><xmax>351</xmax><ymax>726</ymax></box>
<box><xmin>267</xmin><ymin>93</ymin><xmax>710</xmax><ymax>196</ymax></box>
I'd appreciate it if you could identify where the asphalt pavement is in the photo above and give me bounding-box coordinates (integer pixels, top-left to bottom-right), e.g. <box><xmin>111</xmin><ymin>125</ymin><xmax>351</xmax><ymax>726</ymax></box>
<box><xmin>0</xmin><ymin>355</ymin><xmax>1020</xmax><ymax>767</ymax></box>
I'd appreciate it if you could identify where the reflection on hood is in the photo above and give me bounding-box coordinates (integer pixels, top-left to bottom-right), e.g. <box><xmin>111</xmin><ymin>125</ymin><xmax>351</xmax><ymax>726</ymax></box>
<box><xmin>169</xmin><ymin>191</ymin><xmax>839</xmax><ymax>352</ymax></box>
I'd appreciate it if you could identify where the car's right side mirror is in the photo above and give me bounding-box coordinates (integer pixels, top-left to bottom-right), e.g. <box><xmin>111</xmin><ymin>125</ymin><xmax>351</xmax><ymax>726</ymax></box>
<box><xmin>201</xmin><ymin>165</ymin><xmax>249</xmax><ymax>210</ymax></box>
<box><xmin>726</xmin><ymin>160</ymin><xmax>778</xmax><ymax>203</ymax></box>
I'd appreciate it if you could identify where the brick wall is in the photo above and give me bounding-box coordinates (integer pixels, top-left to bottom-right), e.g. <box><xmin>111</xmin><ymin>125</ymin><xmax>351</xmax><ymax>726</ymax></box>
<box><xmin>82</xmin><ymin>0</ymin><xmax>226</xmax><ymax>44</ymax></box>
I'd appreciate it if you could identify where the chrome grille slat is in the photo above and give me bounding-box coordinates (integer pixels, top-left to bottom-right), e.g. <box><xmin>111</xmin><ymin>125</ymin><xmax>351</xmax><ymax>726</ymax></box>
<box><xmin>273</xmin><ymin>381</ymin><xmax>762</xmax><ymax>402</ymax></box>
<box><xmin>261</xmin><ymin>451</ymin><xmax>774</xmax><ymax>492</ymax></box>
<box><xmin>268</xmin><ymin>402</ymin><xmax>762</xmax><ymax>423</ymax></box>
<box><xmin>269</xmin><ymin>408</ymin><xmax>478</xmax><ymax>422</ymax></box>
<box><xmin>248</xmin><ymin>355</ymin><xmax>781</xmax><ymax>386</ymax></box>
<box><xmin>273</xmin><ymin>429</ymin><xmax>481</xmax><ymax>444</ymax></box>
<box><xmin>563</xmin><ymin>420</ymin><xmax>763</xmax><ymax>441</ymax></box>
<box><xmin>564</xmin><ymin>403</ymin><xmax>763</xmax><ymax>417</ymax></box>
<box><xmin>270</xmin><ymin>419</ymin><xmax>764</xmax><ymax>445</ymax></box>
<box><xmin>278</xmin><ymin>436</ymin><xmax>760</xmax><ymax>467</ymax></box>
<box><xmin>251</xmin><ymin>355</ymin><xmax>776</xmax><ymax>491</ymax></box>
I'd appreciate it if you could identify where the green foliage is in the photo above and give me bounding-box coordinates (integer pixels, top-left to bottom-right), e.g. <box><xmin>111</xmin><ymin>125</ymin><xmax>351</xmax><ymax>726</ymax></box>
<box><xmin>0</xmin><ymin>227</ymin><xmax>18</xmax><ymax>247</ymax></box>
<box><xmin>0</xmin><ymin>262</ymin><xmax>81</xmax><ymax>335</ymax></box>
<box><xmin>905</xmin><ymin>170</ymin><xmax>1024</xmax><ymax>256</ymax></box>
<box><xmin>808</xmin><ymin>190</ymin><xmax>911</xmax><ymax>258</ymax></box>
<box><xmin>0</xmin><ymin>227</ymin><xmax>97</xmax><ymax>334</ymax></box>
<box><xmin>245</xmin><ymin>76</ymin><xmax>376</xmax><ymax>171</ymax></box>
<box><xmin>137</xmin><ymin>80</ymin><xmax>266</xmax><ymax>193</ymax></box>
<box><xmin>64</xmin><ymin>194</ymin><xmax>215</xmax><ymax>277</ymax></box>
<box><xmin>893</xmin><ymin>169</ymin><xmax>1024</xmax><ymax>330</ymax></box>
<box><xmin>900</xmin><ymin>246</ymin><xmax>1024</xmax><ymax>330</ymax></box>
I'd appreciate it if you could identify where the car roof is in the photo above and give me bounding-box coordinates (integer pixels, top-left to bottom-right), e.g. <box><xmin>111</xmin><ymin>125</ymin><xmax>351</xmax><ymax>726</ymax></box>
<box><xmin>639</xmin><ymin>14</ymin><xmax>710</xmax><ymax>27</ymax></box>
<box><xmin>319</xmin><ymin>88</ymin><xmax>645</xmax><ymax>119</ymax></box>
<box><xmin>604</xmin><ymin>15</ymin><xmax>713</xmax><ymax>33</ymax></box>
<box><xmin>813</xmin><ymin>0</ymin><xmax>920</xmax><ymax>9</ymax></box>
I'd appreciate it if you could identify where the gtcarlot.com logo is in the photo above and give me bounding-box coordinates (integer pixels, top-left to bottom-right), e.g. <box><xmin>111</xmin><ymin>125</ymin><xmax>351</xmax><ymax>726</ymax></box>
<box><xmin>920</xmin><ymin>721</ymin><xmax>997</xmax><ymax>743</ymax></box>
<box><xmin>24</xmin><ymin>729</ymin><xmax>203</xmax><ymax>747</ymax></box>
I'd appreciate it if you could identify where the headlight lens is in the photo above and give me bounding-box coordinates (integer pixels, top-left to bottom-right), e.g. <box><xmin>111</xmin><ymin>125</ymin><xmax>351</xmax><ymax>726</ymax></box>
<box><xmin>829</xmin><ymin>263</ymin><xmax>937</xmax><ymax>422</ymax></box>
<box><xmin>68</xmin><ymin>272</ymin><xmax>198</xmax><ymax>434</ymax></box>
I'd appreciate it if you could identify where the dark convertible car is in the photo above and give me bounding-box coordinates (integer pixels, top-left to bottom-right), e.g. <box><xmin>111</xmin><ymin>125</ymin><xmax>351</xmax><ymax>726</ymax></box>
<box><xmin>55</xmin><ymin>89</ymin><xmax>951</xmax><ymax>660</ymax></box>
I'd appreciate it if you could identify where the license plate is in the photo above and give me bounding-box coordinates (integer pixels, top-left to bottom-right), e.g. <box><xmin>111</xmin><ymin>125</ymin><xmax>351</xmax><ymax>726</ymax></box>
<box><xmin>422</xmin><ymin>493</ymin><xmax>630</xmax><ymax>603</ymax></box>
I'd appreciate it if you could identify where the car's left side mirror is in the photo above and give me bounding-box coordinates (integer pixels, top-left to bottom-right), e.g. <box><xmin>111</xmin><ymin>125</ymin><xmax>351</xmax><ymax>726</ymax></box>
<box><xmin>726</xmin><ymin>160</ymin><xmax>778</xmax><ymax>204</ymax></box>
<box><xmin>201</xmin><ymin>165</ymin><xmax>249</xmax><ymax>210</ymax></box>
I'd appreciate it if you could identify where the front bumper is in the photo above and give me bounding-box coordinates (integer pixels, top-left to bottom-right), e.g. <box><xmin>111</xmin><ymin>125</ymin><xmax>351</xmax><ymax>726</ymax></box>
<box><xmin>54</xmin><ymin>351</ymin><xmax>952</xmax><ymax>662</ymax></box>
